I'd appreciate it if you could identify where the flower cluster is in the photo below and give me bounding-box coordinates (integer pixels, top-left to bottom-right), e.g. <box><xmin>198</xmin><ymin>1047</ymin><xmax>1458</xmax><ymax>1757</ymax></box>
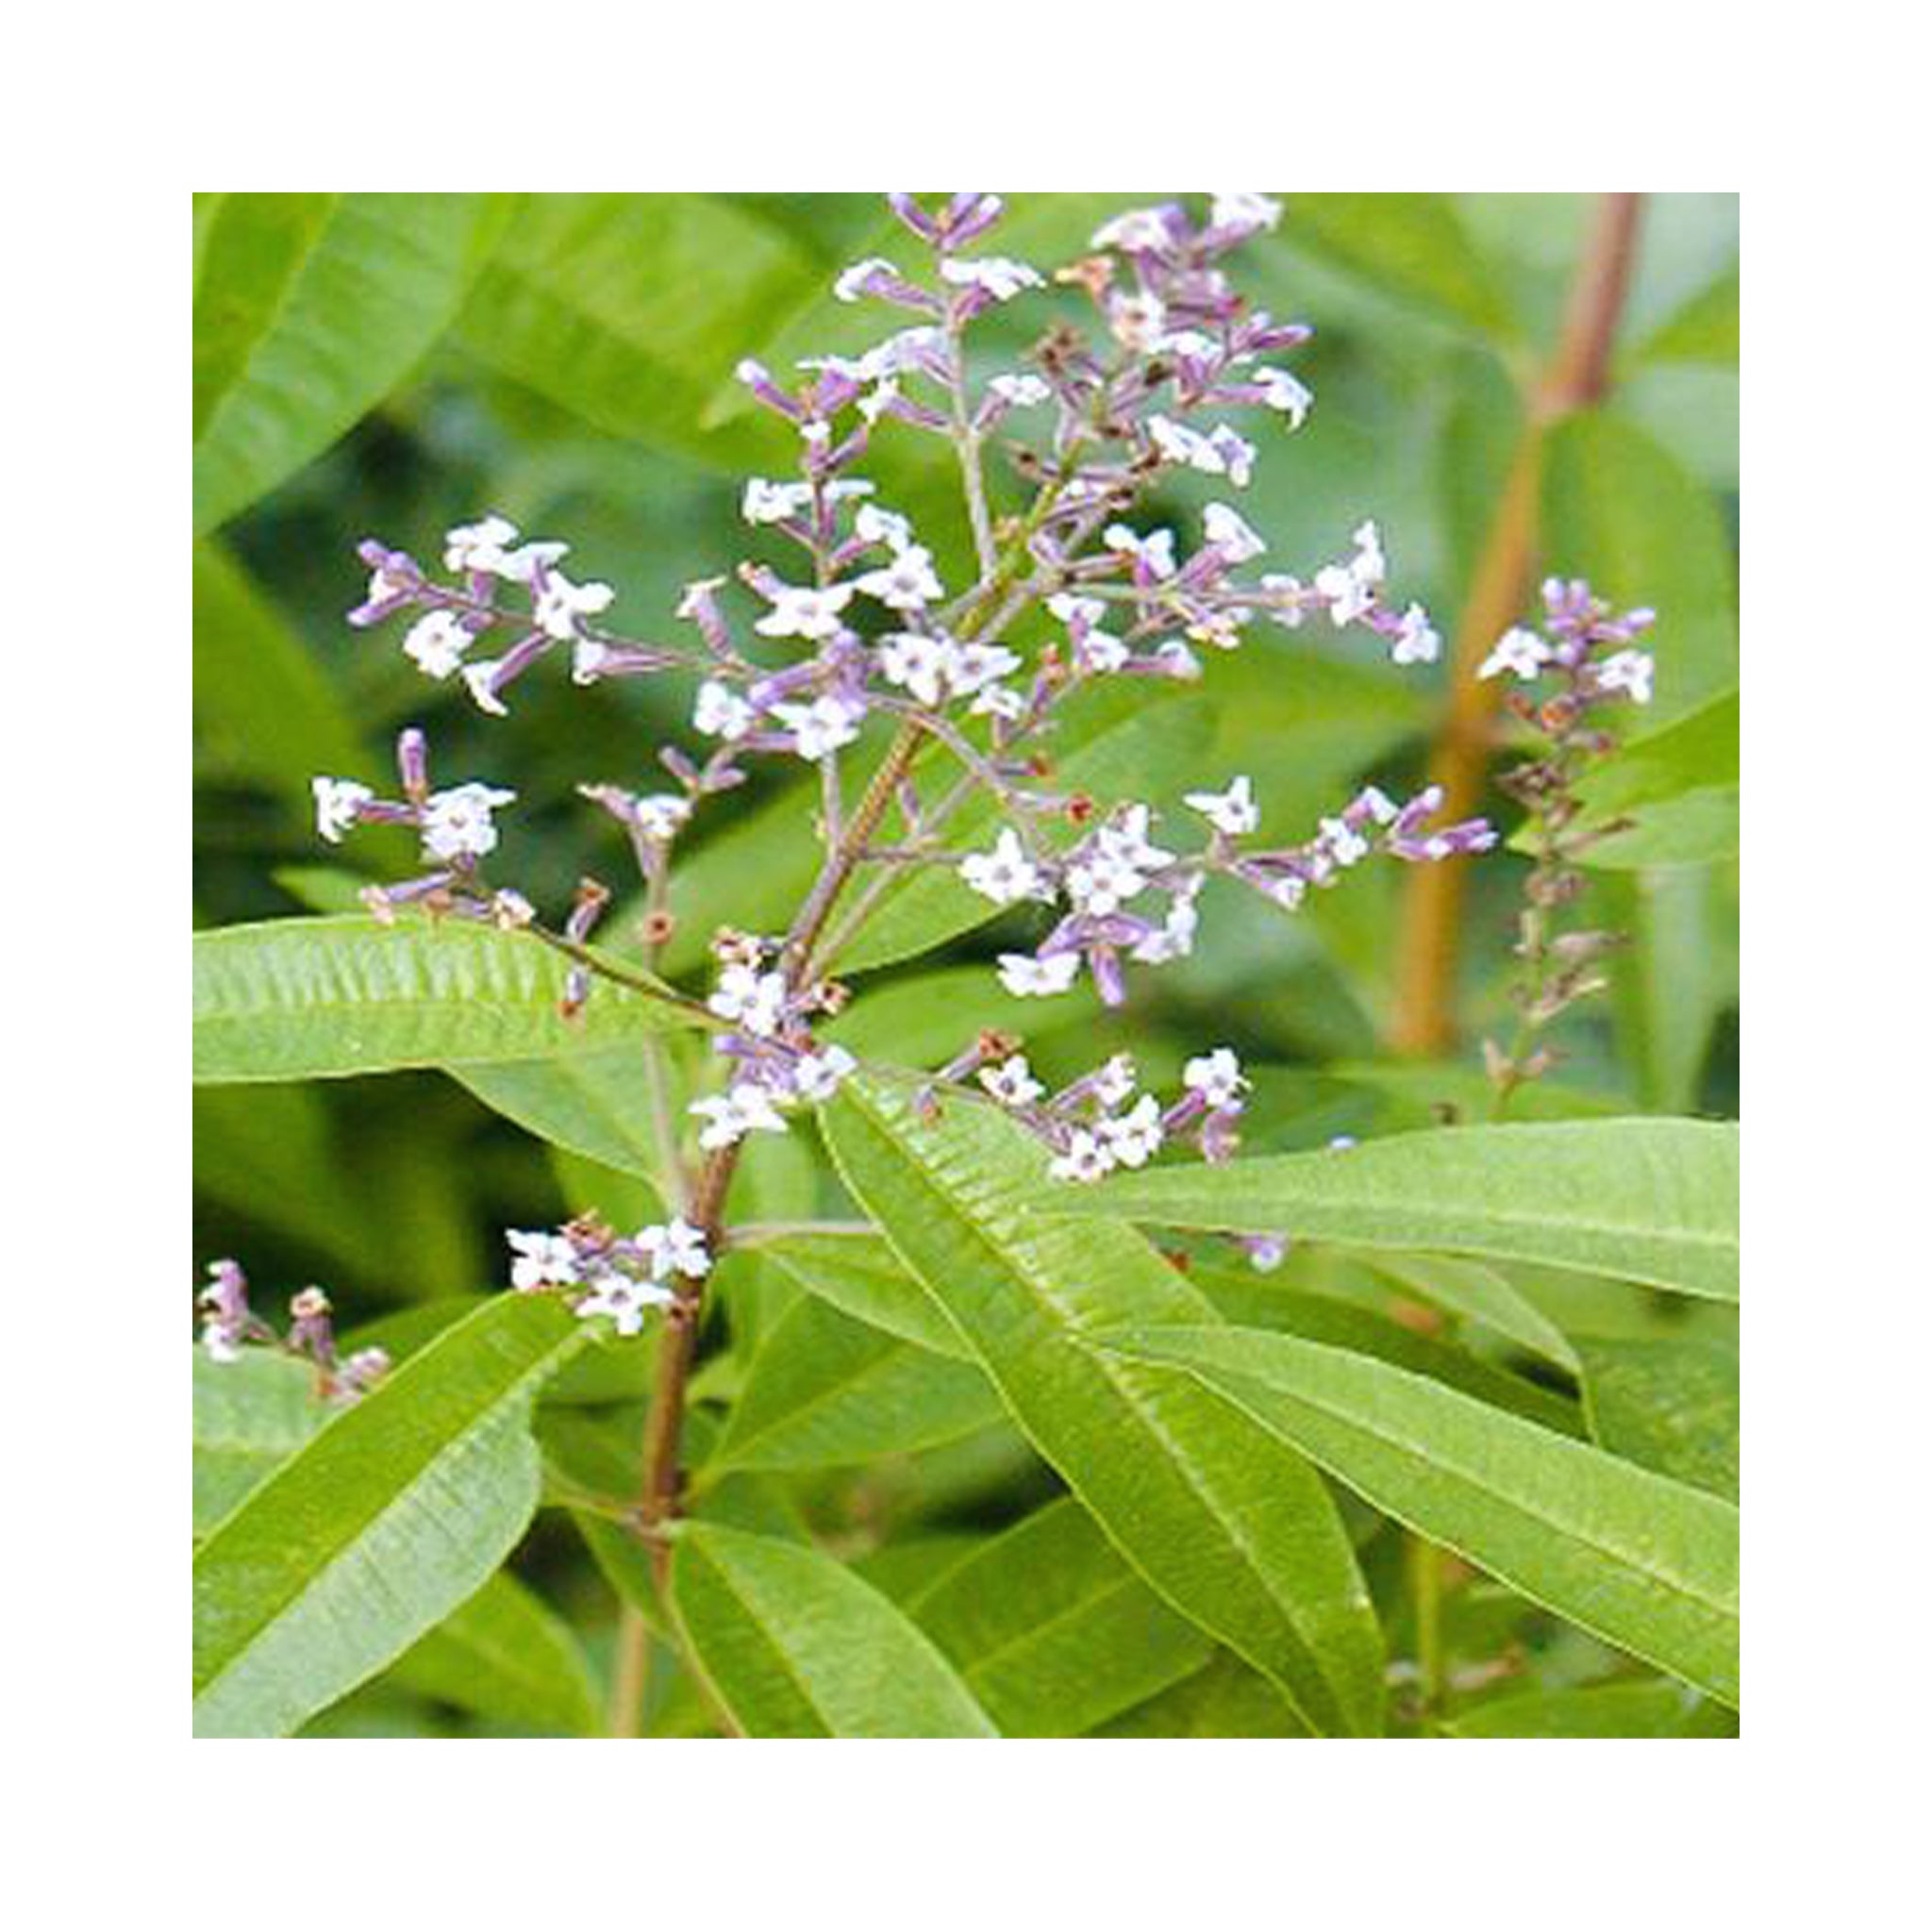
<box><xmin>318</xmin><ymin>192</ymin><xmax>1511</xmax><ymax>1214</ymax></box>
<box><xmin>196</xmin><ymin>1259</ymin><xmax>390</xmax><ymax>1404</ymax></box>
<box><xmin>960</xmin><ymin>1042</ymin><xmax>1255</xmax><ymax>1183</ymax></box>
<box><xmin>507</xmin><ymin>1213</ymin><xmax>713</xmax><ymax>1336</ymax></box>
<box><xmin>1480</xmin><ymin>579</ymin><xmax>1661</xmax><ymax>1105</ymax></box>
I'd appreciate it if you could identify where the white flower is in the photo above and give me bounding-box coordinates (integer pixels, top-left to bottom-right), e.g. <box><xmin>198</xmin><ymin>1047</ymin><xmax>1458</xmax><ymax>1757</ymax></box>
<box><xmin>877</xmin><ymin>632</ymin><xmax>958</xmax><ymax>708</ymax></box>
<box><xmin>1067</xmin><ymin>852</ymin><xmax>1147</xmax><ymax>917</ymax></box>
<box><xmin>1356</xmin><ymin>786</ymin><xmax>1400</xmax><ymax>825</ymax></box>
<box><xmin>1147</xmin><ymin>414</ymin><xmax>1219</xmax><ymax>471</ymax></box>
<box><xmin>755</xmin><ymin>583</ymin><xmax>855</xmax><ymax>641</ymax></box>
<box><xmin>1478</xmin><ymin>626</ymin><xmax>1554</xmax><ymax>682</ymax></box>
<box><xmin>637</xmin><ymin>1216</ymin><xmax>711</xmax><ymax>1279</ymax></box>
<box><xmin>791</xmin><ymin>1044</ymin><xmax>858</xmax><ymax>1103</ymax></box>
<box><xmin>420</xmin><ymin>782</ymin><xmax>516</xmax><ymax>862</ymax></box>
<box><xmin>1184</xmin><ymin>1048</ymin><xmax>1248</xmax><ymax>1109</ymax></box>
<box><xmin>1078</xmin><ymin>628</ymin><xmax>1130</xmax><ymax>674</ymax></box>
<box><xmin>1268</xmin><ymin>875</ymin><xmax>1307</xmax><ymax>911</ymax></box>
<box><xmin>508</xmin><ymin>1229</ymin><xmax>580</xmax><ymax>1292</ymax></box>
<box><xmin>960</xmin><ymin>828</ymin><xmax>1045</xmax><ymax>907</ymax></box>
<box><xmin>1048</xmin><ymin>592</ymin><xmax>1104</xmax><ymax>629</ymax></box>
<box><xmin>1049</xmin><ymin>1130</ymin><xmax>1116</xmax><ymax>1185</ymax></box>
<box><xmin>990</xmin><ymin>374</ymin><xmax>1052</xmax><ymax>408</ymax></box>
<box><xmin>834</xmin><ymin>257</ymin><xmax>902</xmax><ymax>303</ymax></box>
<box><xmin>1152</xmin><ymin>640</ymin><xmax>1203</xmax><ymax>682</ymax></box>
<box><xmin>1211</xmin><ymin>192</ymin><xmax>1283</xmax><ymax>234</ymax></box>
<box><xmin>532</xmin><ymin>570</ymin><xmax>615</xmax><ymax>641</ymax></box>
<box><xmin>774</xmin><ymin>694</ymin><xmax>866</xmax><ymax>762</ymax></box>
<box><xmin>1131</xmin><ymin>885</ymin><xmax>1201</xmax><ymax>963</ymax></box>
<box><xmin>633</xmin><ymin>794</ymin><xmax>692</xmax><ymax>841</ymax></box>
<box><xmin>1185</xmin><ymin>774</ymin><xmax>1259</xmax><ymax>837</ymax></box>
<box><xmin>709</xmin><ymin>963</ymin><xmax>788</xmax><ymax>1037</ymax></box>
<box><xmin>1158</xmin><ymin>328</ymin><xmax>1217</xmax><ymax>359</ymax></box>
<box><xmin>950</xmin><ymin>642</ymin><xmax>1022</xmax><ymax>694</ymax></box>
<box><xmin>443</xmin><ymin>515</ymin><xmax>520</xmax><ymax>575</ymax></box>
<box><xmin>1328</xmin><ymin>1135</ymin><xmax>1358</xmax><ymax>1152</ymax></box>
<box><xmin>979</xmin><ymin>1055</ymin><xmax>1044</xmax><ymax>1108</ymax></box>
<box><xmin>496</xmin><ymin>541</ymin><xmax>570</xmax><ymax>585</ymax></box>
<box><xmin>1255</xmin><ymin>367</ymin><xmax>1312</xmax><ymax>427</ymax></box>
<box><xmin>1391</xmin><ymin>603</ymin><xmax>1441</xmax><ymax>666</ymax></box>
<box><xmin>855</xmin><ymin>545</ymin><xmax>944</xmax><ymax>611</ymax></box>
<box><xmin>1208</xmin><ymin>425</ymin><xmax>1257</xmax><ymax>487</ymax></box>
<box><xmin>1204</xmin><ymin>503</ymin><xmax>1267</xmax><ymax>563</ymax></box>
<box><xmin>1105</xmin><ymin>525</ymin><xmax>1177</xmax><ymax>577</ymax></box>
<box><xmin>312</xmin><ymin>777</ymin><xmax>373</xmax><ymax>843</ymax></box>
<box><xmin>939</xmin><ymin>257</ymin><xmax>1042</xmax><ymax>303</ymax></box>
<box><xmin>1108</xmin><ymin>291</ymin><xmax>1168</xmax><ymax>352</ymax></box>
<box><xmin>676</xmin><ymin>575</ymin><xmax>727</xmax><ymax>620</ymax></box>
<box><xmin>1092</xmin><ymin>1054</ymin><xmax>1138</xmax><ymax>1108</ymax></box>
<box><xmin>972</xmin><ymin>683</ymin><xmax>1027</xmax><ymax>722</ymax></box>
<box><xmin>1597</xmin><ymin>649</ymin><xmax>1656</xmax><ymax>704</ymax></box>
<box><xmin>1091</xmin><ymin>208</ymin><xmax>1173</xmax><ymax>254</ymax></box>
<box><xmin>1319</xmin><ymin>816</ymin><xmax>1371</xmax><ymax>868</ymax></box>
<box><xmin>460</xmin><ymin>660</ymin><xmax>508</xmax><ymax>717</ymax></box>
<box><xmin>1098</xmin><ymin>1094</ymin><xmax>1164</xmax><ymax>1169</ymax></box>
<box><xmin>855</xmin><ymin>504</ymin><xmax>915</xmax><ymax>553</ymax></box>
<box><xmin>998</xmin><ymin>951</ymin><xmax>1081</xmax><ymax>997</ymax></box>
<box><xmin>1245</xmin><ymin>1236</ymin><xmax>1289</xmax><ymax>1274</ymax></box>
<box><xmin>575</xmin><ymin>1272</ymin><xmax>675</xmax><ymax>1337</ymax></box>
<box><xmin>694</xmin><ymin>680</ymin><xmax>755</xmax><ymax>740</ymax></box>
<box><xmin>1314</xmin><ymin>521</ymin><xmax>1386</xmax><ymax>625</ymax></box>
<box><xmin>201</xmin><ymin>1319</ymin><xmax>242</xmax><ymax>1363</ymax></box>
<box><xmin>689</xmin><ymin>1084</ymin><xmax>790</xmax><ymax>1150</ymax></box>
<box><xmin>743</xmin><ymin>478</ymin><xmax>814</xmax><ymax>525</ymax></box>
<box><xmin>1096</xmin><ymin>805</ymin><xmax>1175</xmax><ymax>872</ymax></box>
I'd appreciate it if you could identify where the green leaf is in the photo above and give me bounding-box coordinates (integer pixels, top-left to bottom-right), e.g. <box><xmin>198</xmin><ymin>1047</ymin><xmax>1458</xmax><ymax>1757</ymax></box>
<box><xmin>193</xmin><ymin>915</ymin><xmax>703</xmax><ymax>1084</ymax></box>
<box><xmin>1612</xmin><ymin>865</ymin><xmax>1737</xmax><ymax>1110</ymax></box>
<box><xmin>456</xmin><ymin>194</ymin><xmax>821</xmax><ymax>469</ymax></box>
<box><xmin>193</xmin><ymin>541</ymin><xmax>375</xmax><ymax>814</ymax></box>
<box><xmin>668</xmin><ymin>1522</ymin><xmax>998</xmax><ymax>1737</ymax></box>
<box><xmin>1562</xmin><ymin>789</ymin><xmax>1740</xmax><ymax>871</ymax></box>
<box><xmin>1349</xmin><ymin>1251</ymin><xmax>1580</xmax><ymax>1372</ymax></box>
<box><xmin>1634</xmin><ymin>260</ymin><xmax>1740</xmax><ymax>366</ymax></box>
<box><xmin>1541</xmin><ymin>410</ymin><xmax>1737</xmax><ymax>725</ymax></box>
<box><xmin>1058</xmin><ymin>1120</ymin><xmax>1740</xmax><ymax>1301</ymax></box>
<box><xmin>1105</xmin><ymin>1325</ymin><xmax>1739</xmax><ymax>1706</ymax></box>
<box><xmin>194</xmin><ymin>193</ymin><xmax>511</xmax><ymax>531</ymax></box>
<box><xmin>823</xmin><ymin>1078</ymin><xmax>1386</xmax><ymax>1736</ymax></box>
<box><xmin>900</xmin><ymin>1498</ymin><xmax>1214</xmax><ymax>1736</ymax></box>
<box><xmin>1186</xmin><ymin>1266</ymin><xmax>1581</xmax><ymax>1437</ymax></box>
<box><xmin>707</xmin><ymin>1294</ymin><xmax>1003</xmax><ymax>1473</ymax></box>
<box><xmin>384</xmin><ymin>1570</ymin><xmax>602</xmax><ymax>1738</ymax></box>
<box><xmin>451</xmin><ymin>1044</ymin><xmax>668</xmax><ymax>1179</ymax></box>
<box><xmin>192</xmin><ymin>1295</ymin><xmax>585</xmax><ymax>1737</ymax></box>
<box><xmin>1283</xmin><ymin>194</ymin><xmax>1520</xmax><ymax>341</ymax></box>
<box><xmin>744</xmin><ymin>1231</ymin><xmax>970</xmax><ymax>1359</ymax></box>
<box><xmin>1445</xmin><ymin>1679</ymin><xmax>1731</xmax><ymax>1738</ymax></box>
<box><xmin>1090</xmin><ymin>1652</ymin><xmax>1311</xmax><ymax>1738</ymax></box>
<box><xmin>192</xmin><ymin>1348</ymin><xmax>328</xmax><ymax>1536</ymax></box>
<box><xmin>1578</xmin><ymin>1337</ymin><xmax>1740</xmax><ymax>1502</ymax></box>
<box><xmin>1573</xmin><ymin>687</ymin><xmax>1740</xmax><ymax>822</ymax></box>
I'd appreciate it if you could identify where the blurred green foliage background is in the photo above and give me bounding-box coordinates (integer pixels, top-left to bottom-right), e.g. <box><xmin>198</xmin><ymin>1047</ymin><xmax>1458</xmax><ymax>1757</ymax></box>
<box><xmin>192</xmin><ymin>194</ymin><xmax>1737</xmax><ymax>1732</ymax></box>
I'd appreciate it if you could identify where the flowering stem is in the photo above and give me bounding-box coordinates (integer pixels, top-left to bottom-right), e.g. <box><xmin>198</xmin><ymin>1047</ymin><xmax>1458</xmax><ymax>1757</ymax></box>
<box><xmin>945</xmin><ymin>307</ymin><xmax>998</xmax><ymax>579</ymax></box>
<box><xmin>1389</xmin><ymin>193</ymin><xmax>1643</xmax><ymax>1058</ymax></box>
<box><xmin>608</xmin><ymin>1604</ymin><xmax>651</xmax><ymax>1737</ymax></box>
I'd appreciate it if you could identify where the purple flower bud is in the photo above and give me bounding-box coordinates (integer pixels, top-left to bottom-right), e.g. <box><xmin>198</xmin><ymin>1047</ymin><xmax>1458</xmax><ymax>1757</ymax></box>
<box><xmin>396</xmin><ymin>726</ymin><xmax>429</xmax><ymax>802</ymax></box>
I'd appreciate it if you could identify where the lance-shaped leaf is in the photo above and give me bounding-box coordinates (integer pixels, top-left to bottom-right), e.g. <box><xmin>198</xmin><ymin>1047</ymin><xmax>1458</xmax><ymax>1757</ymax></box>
<box><xmin>822</xmin><ymin>1079</ymin><xmax>1385</xmax><ymax>1736</ymax></box>
<box><xmin>707</xmin><ymin>1294</ymin><xmax>1002</xmax><ymax>1473</ymax></box>
<box><xmin>744</xmin><ymin>1230</ymin><xmax>970</xmax><ymax>1359</ymax></box>
<box><xmin>194</xmin><ymin>192</ymin><xmax>511</xmax><ymax>532</ymax></box>
<box><xmin>193</xmin><ymin>915</ymin><xmax>705</xmax><ymax>1084</ymax></box>
<box><xmin>384</xmin><ymin>1571</ymin><xmax>602</xmax><ymax>1739</ymax></box>
<box><xmin>1445</xmin><ymin>1679</ymin><xmax>1736</xmax><ymax>1739</ymax></box>
<box><xmin>1578</xmin><ymin>1336</ymin><xmax>1740</xmax><ymax>1502</ymax></box>
<box><xmin>900</xmin><ymin>1499</ymin><xmax>1214</xmax><ymax>1737</ymax></box>
<box><xmin>668</xmin><ymin>1522</ymin><xmax>998</xmax><ymax>1738</ymax></box>
<box><xmin>1054</xmin><ymin>1120</ymin><xmax>1740</xmax><ymax>1301</ymax></box>
<box><xmin>192</xmin><ymin>1348</ymin><xmax>327</xmax><ymax>1536</ymax></box>
<box><xmin>193</xmin><ymin>1295</ymin><xmax>585</xmax><ymax>1738</ymax></box>
<box><xmin>451</xmin><ymin>1044</ymin><xmax>670</xmax><ymax>1179</ymax></box>
<box><xmin>1103</xmin><ymin>1325</ymin><xmax>1739</xmax><ymax>1707</ymax></box>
